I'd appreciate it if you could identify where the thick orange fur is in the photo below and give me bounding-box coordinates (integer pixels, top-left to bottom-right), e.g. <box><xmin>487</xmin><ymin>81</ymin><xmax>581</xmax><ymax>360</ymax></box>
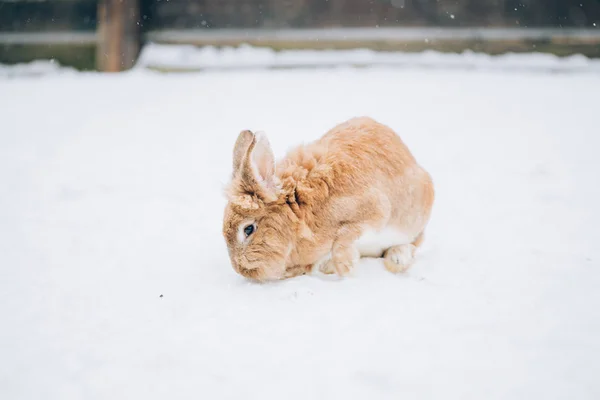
<box><xmin>222</xmin><ymin>117</ymin><xmax>434</xmax><ymax>281</ymax></box>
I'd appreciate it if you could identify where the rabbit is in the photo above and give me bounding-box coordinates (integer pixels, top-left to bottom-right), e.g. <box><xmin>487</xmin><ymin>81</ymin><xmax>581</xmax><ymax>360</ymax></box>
<box><xmin>222</xmin><ymin>116</ymin><xmax>434</xmax><ymax>282</ymax></box>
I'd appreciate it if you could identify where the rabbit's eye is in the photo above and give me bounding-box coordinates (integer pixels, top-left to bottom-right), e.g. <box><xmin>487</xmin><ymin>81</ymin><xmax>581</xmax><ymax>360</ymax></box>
<box><xmin>244</xmin><ymin>224</ymin><xmax>255</xmax><ymax>237</ymax></box>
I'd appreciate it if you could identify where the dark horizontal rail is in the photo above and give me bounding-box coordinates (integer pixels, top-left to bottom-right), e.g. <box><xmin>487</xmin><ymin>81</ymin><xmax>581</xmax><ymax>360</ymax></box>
<box><xmin>145</xmin><ymin>27</ymin><xmax>600</xmax><ymax>43</ymax></box>
<box><xmin>0</xmin><ymin>32</ymin><xmax>96</xmax><ymax>44</ymax></box>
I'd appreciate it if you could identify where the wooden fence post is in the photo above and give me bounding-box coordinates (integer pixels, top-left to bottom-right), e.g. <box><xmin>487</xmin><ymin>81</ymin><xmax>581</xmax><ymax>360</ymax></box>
<box><xmin>97</xmin><ymin>0</ymin><xmax>141</xmax><ymax>72</ymax></box>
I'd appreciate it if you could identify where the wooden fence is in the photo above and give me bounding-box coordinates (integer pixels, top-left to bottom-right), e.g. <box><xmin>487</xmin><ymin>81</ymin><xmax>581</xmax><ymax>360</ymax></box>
<box><xmin>1</xmin><ymin>0</ymin><xmax>600</xmax><ymax>71</ymax></box>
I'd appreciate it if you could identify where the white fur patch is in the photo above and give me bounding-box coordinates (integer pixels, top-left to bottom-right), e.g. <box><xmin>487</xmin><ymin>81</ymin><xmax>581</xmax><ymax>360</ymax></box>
<box><xmin>355</xmin><ymin>227</ymin><xmax>412</xmax><ymax>257</ymax></box>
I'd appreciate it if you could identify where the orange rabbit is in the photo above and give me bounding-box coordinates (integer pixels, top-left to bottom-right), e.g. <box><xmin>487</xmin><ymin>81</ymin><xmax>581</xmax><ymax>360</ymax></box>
<box><xmin>222</xmin><ymin>117</ymin><xmax>434</xmax><ymax>281</ymax></box>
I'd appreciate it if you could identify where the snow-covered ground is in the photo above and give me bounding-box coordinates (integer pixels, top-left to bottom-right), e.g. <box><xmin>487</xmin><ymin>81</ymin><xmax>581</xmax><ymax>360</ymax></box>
<box><xmin>1</xmin><ymin>49</ymin><xmax>599</xmax><ymax>400</ymax></box>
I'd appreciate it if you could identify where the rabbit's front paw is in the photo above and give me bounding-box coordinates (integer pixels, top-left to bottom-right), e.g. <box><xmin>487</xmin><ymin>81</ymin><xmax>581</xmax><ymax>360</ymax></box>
<box><xmin>313</xmin><ymin>252</ymin><xmax>335</xmax><ymax>275</ymax></box>
<box><xmin>331</xmin><ymin>245</ymin><xmax>360</xmax><ymax>277</ymax></box>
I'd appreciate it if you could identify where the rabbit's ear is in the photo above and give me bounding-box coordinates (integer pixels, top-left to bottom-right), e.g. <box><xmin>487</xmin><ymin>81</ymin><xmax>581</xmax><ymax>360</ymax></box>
<box><xmin>234</xmin><ymin>131</ymin><xmax>279</xmax><ymax>203</ymax></box>
<box><xmin>248</xmin><ymin>132</ymin><xmax>275</xmax><ymax>185</ymax></box>
<box><xmin>232</xmin><ymin>130</ymin><xmax>254</xmax><ymax>175</ymax></box>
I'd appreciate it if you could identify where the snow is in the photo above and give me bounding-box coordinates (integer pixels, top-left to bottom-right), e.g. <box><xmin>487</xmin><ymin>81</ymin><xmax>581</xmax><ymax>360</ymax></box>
<box><xmin>0</xmin><ymin>59</ymin><xmax>77</xmax><ymax>78</ymax></box>
<box><xmin>1</xmin><ymin>49</ymin><xmax>600</xmax><ymax>399</ymax></box>
<box><xmin>137</xmin><ymin>44</ymin><xmax>600</xmax><ymax>73</ymax></box>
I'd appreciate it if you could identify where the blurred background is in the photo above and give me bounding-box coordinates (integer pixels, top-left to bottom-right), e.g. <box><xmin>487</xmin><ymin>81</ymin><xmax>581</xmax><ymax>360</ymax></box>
<box><xmin>1</xmin><ymin>0</ymin><xmax>599</xmax><ymax>71</ymax></box>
